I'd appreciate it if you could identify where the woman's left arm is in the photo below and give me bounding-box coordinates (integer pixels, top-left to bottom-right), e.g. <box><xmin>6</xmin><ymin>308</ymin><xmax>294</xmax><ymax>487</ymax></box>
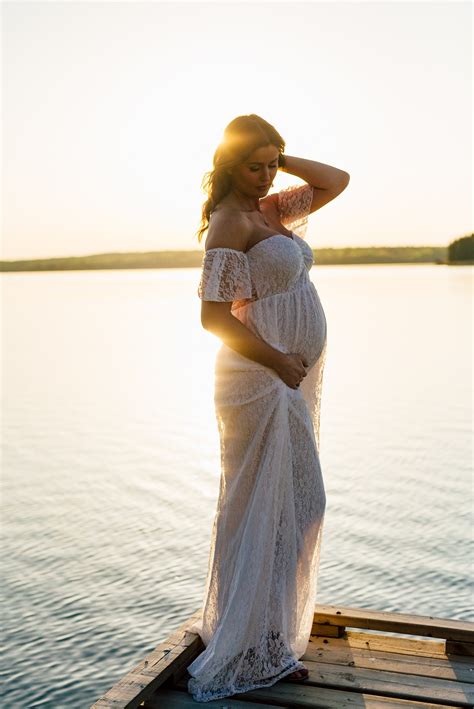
<box><xmin>280</xmin><ymin>155</ymin><xmax>350</xmax><ymax>213</ymax></box>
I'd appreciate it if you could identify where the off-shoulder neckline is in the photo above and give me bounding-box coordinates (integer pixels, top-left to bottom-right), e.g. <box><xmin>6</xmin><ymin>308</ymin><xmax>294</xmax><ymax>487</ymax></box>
<box><xmin>204</xmin><ymin>232</ymin><xmax>296</xmax><ymax>256</ymax></box>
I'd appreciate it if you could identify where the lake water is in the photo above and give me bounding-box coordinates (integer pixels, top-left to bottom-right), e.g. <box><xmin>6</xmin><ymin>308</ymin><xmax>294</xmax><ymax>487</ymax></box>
<box><xmin>1</xmin><ymin>263</ymin><xmax>472</xmax><ymax>707</ymax></box>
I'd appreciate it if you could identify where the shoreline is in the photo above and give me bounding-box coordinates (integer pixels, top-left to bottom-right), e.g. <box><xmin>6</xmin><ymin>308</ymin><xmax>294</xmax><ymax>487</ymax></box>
<box><xmin>2</xmin><ymin>245</ymin><xmax>469</xmax><ymax>272</ymax></box>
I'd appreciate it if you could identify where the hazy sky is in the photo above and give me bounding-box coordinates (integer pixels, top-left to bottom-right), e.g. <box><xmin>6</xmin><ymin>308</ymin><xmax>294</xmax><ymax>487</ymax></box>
<box><xmin>2</xmin><ymin>1</ymin><xmax>472</xmax><ymax>260</ymax></box>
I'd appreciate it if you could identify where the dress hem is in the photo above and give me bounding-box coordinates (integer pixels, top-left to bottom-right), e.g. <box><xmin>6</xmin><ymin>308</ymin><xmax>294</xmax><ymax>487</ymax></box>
<box><xmin>187</xmin><ymin>658</ymin><xmax>306</xmax><ymax>703</ymax></box>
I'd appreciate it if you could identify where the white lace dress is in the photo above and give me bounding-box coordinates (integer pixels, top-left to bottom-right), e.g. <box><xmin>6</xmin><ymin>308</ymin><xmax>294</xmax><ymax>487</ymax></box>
<box><xmin>187</xmin><ymin>183</ymin><xmax>328</xmax><ymax>702</ymax></box>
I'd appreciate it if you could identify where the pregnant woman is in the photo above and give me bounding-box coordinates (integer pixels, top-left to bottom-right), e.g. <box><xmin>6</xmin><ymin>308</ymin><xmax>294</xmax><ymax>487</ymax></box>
<box><xmin>187</xmin><ymin>114</ymin><xmax>350</xmax><ymax>702</ymax></box>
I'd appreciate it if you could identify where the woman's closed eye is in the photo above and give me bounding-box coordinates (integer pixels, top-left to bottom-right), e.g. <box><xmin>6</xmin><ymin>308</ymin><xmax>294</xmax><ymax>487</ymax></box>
<box><xmin>250</xmin><ymin>164</ymin><xmax>278</xmax><ymax>172</ymax></box>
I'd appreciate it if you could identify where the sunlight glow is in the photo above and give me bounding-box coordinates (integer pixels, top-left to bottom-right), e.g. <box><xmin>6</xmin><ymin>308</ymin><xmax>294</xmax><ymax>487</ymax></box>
<box><xmin>2</xmin><ymin>2</ymin><xmax>471</xmax><ymax>259</ymax></box>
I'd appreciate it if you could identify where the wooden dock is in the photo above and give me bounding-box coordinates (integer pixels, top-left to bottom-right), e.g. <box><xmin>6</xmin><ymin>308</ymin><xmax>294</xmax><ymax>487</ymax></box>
<box><xmin>91</xmin><ymin>604</ymin><xmax>474</xmax><ymax>708</ymax></box>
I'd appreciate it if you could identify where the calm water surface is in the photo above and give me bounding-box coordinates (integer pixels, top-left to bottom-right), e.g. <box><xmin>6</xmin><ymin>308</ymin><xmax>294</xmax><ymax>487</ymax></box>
<box><xmin>1</xmin><ymin>264</ymin><xmax>472</xmax><ymax>707</ymax></box>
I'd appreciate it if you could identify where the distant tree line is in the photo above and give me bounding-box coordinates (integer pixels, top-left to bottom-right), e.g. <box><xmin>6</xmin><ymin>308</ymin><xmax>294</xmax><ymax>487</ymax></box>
<box><xmin>448</xmin><ymin>234</ymin><xmax>474</xmax><ymax>263</ymax></box>
<box><xmin>1</xmin><ymin>241</ymin><xmax>472</xmax><ymax>272</ymax></box>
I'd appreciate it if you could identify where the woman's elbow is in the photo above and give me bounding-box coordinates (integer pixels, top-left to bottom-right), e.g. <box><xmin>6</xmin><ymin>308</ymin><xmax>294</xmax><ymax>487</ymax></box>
<box><xmin>202</xmin><ymin>316</ymin><xmax>231</xmax><ymax>335</ymax></box>
<box><xmin>201</xmin><ymin>313</ymin><xmax>215</xmax><ymax>331</ymax></box>
<box><xmin>201</xmin><ymin>302</ymin><xmax>233</xmax><ymax>332</ymax></box>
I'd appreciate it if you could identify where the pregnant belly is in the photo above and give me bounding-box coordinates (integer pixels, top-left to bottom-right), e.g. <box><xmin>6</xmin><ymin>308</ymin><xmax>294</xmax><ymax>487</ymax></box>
<box><xmin>234</xmin><ymin>282</ymin><xmax>327</xmax><ymax>369</ymax></box>
<box><xmin>283</xmin><ymin>285</ymin><xmax>327</xmax><ymax>368</ymax></box>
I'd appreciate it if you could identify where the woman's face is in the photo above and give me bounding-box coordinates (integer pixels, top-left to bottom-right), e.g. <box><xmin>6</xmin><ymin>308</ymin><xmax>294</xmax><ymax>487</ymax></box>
<box><xmin>230</xmin><ymin>144</ymin><xmax>280</xmax><ymax>197</ymax></box>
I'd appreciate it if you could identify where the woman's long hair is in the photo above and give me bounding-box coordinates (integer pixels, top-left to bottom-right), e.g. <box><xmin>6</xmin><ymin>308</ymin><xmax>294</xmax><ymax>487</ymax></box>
<box><xmin>196</xmin><ymin>114</ymin><xmax>285</xmax><ymax>244</ymax></box>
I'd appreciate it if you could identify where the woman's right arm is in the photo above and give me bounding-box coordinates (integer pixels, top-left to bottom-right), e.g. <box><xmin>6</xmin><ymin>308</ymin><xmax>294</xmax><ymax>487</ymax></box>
<box><xmin>202</xmin><ymin>302</ymin><xmax>308</xmax><ymax>390</ymax></box>
<box><xmin>200</xmin><ymin>213</ymin><xmax>308</xmax><ymax>388</ymax></box>
<box><xmin>201</xmin><ymin>300</ymin><xmax>283</xmax><ymax>369</ymax></box>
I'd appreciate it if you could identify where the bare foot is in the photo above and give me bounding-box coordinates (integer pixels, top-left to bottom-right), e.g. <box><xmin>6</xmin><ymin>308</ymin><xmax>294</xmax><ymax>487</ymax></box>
<box><xmin>287</xmin><ymin>667</ymin><xmax>309</xmax><ymax>680</ymax></box>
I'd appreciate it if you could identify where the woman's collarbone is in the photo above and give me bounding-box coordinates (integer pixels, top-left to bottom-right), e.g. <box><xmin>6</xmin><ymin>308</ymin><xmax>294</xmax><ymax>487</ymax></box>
<box><xmin>246</xmin><ymin>212</ymin><xmax>292</xmax><ymax>249</ymax></box>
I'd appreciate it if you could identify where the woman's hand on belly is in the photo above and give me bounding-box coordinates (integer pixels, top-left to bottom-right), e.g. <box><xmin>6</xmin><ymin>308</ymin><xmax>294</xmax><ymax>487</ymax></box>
<box><xmin>273</xmin><ymin>352</ymin><xmax>309</xmax><ymax>390</ymax></box>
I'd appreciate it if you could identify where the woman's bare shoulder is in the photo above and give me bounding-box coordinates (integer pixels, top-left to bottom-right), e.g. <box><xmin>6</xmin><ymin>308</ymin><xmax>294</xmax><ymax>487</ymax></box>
<box><xmin>205</xmin><ymin>208</ymin><xmax>252</xmax><ymax>252</ymax></box>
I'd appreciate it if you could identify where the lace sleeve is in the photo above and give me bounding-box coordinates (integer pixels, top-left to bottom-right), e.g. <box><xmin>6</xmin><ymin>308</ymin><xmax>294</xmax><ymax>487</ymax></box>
<box><xmin>277</xmin><ymin>182</ymin><xmax>314</xmax><ymax>239</ymax></box>
<box><xmin>197</xmin><ymin>248</ymin><xmax>253</xmax><ymax>301</ymax></box>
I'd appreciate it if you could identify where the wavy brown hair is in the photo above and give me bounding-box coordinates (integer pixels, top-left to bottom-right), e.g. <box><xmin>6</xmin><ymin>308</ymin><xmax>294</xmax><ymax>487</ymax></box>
<box><xmin>196</xmin><ymin>114</ymin><xmax>285</xmax><ymax>244</ymax></box>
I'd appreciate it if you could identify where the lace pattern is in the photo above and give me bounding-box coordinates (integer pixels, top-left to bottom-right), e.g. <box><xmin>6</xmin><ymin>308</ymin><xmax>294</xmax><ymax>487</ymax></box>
<box><xmin>188</xmin><ymin>628</ymin><xmax>307</xmax><ymax>702</ymax></box>
<box><xmin>277</xmin><ymin>182</ymin><xmax>314</xmax><ymax>239</ymax></box>
<box><xmin>189</xmin><ymin>182</ymin><xmax>327</xmax><ymax>703</ymax></box>
<box><xmin>197</xmin><ymin>248</ymin><xmax>253</xmax><ymax>302</ymax></box>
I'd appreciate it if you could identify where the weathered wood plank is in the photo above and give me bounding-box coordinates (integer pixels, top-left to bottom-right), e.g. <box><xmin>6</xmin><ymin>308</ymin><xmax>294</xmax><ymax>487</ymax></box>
<box><xmin>446</xmin><ymin>640</ymin><xmax>474</xmax><ymax>657</ymax></box>
<box><xmin>312</xmin><ymin>622</ymin><xmax>344</xmax><ymax>637</ymax></box>
<box><xmin>172</xmin><ymin>675</ymin><xmax>461</xmax><ymax>708</ymax></box>
<box><xmin>90</xmin><ymin>611</ymin><xmax>202</xmax><ymax>709</ymax></box>
<box><xmin>144</xmin><ymin>688</ymin><xmax>287</xmax><ymax>707</ymax></box>
<box><xmin>292</xmin><ymin>658</ymin><xmax>473</xmax><ymax>706</ymax></box>
<box><xmin>235</xmin><ymin>681</ymin><xmax>462</xmax><ymax>709</ymax></box>
<box><xmin>312</xmin><ymin>605</ymin><xmax>474</xmax><ymax>643</ymax></box>
<box><xmin>306</xmin><ymin>634</ymin><xmax>474</xmax><ymax>682</ymax></box>
<box><xmin>92</xmin><ymin>605</ymin><xmax>474</xmax><ymax>708</ymax></box>
<box><xmin>173</xmin><ymin>652</ymin><xmax>473</xmax><ymax>706</ymax></box>
<box><xmin>311</xmin><ymin>629</ymin><xmax>448</xmax><ymax>658</ymax></box>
